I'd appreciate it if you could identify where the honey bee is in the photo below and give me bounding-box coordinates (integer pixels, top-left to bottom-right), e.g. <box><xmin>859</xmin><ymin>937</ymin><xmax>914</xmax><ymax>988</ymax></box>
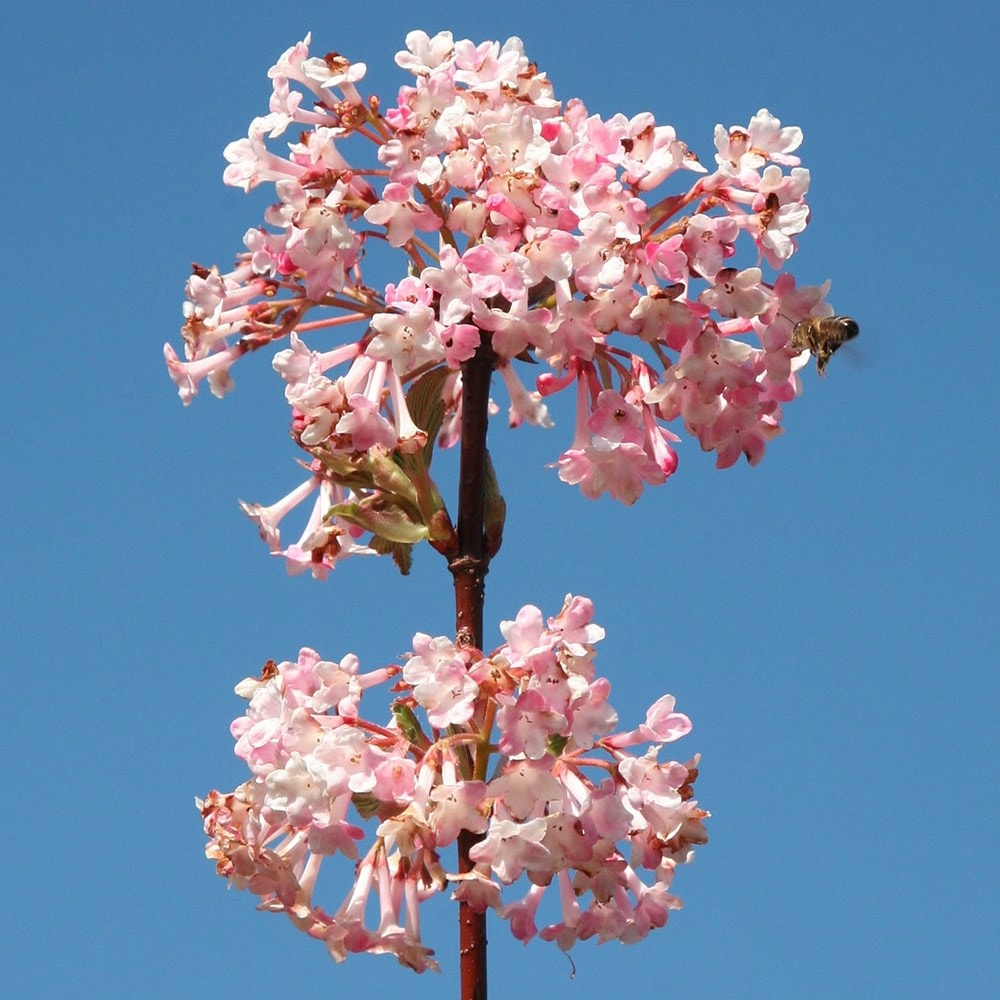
<box><xmin>791</xmin><ymin>315</ymin><xmax>859</xmax><ymax>375</ymax></box>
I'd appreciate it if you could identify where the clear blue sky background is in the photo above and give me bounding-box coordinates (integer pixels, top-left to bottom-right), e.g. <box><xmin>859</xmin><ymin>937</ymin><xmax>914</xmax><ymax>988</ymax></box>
<box><xmin>3</xmin><ymin>2</ymin><xmax>997</xmax><ymax>997</ymax></box>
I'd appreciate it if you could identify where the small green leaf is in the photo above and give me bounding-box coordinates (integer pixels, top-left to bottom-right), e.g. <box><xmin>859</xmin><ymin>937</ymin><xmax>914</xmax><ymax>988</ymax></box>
<box><xmin>352</xmin><ymin>791</ymin><xmax>383</xmax><ymax>820</ymax></box>
<box><xmin>392</xmin><ymin>702</ymin><xmax>427</xmax><ymax>746</ymax></box>
<box><xmin>483</xmin><ymin>449</ymin><xmax>506</xmax><ymax>558</ymax></box>
<box><xmin>403</xmin><ymin>366</ymin><xmax>450</xmax><ymax>469</ymax></box>
<box><xmin>370</xmin><ymin>535</ymin><xmax>414</xmax><ymax>575</ymax></box>
<box><xmin>332</xmin><ymin>501</ymin><xmax>429</xmax><ymax>544</ymax></box>
<box><xmin>309</xmin><ymin>449</ymin><xmax>378</xmax><ymax>493</ymax></box>
<box><xmin>361</xmin><ymin>449</ymin><xmax>421</xmax><ymax>506</ymax></box>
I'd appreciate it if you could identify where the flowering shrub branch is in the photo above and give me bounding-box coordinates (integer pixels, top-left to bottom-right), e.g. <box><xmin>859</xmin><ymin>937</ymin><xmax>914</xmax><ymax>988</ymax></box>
<box><xmin>170</xmin><ymin>26</ymin><xmax>851</xmax><ymax>991</ymax></box>
<box><xmin>166</xmin><ymin>29</ymin><xmax>844</xmax><ymax>578</ymax></box>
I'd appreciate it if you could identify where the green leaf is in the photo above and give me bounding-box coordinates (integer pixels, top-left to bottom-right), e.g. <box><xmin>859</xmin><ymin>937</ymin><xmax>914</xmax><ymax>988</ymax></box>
<box><xmin>309</xmin><ymin>449</ymin><xmax>379</xmax><ymax>493</ymax></box>
<box><xmin>391</xmin><ymin>702</ymin><xmax>427</xmax><ymax>746</ymax></box>
<box><xmin>331</xmin><ymin>501</ymin><xmax>429</xmax><ymax>544</ymax></box>
<box><xmin>483</xmin><ymin>449</ymin><xmax>506</xmax><ymax>558</ymax></box>
<box><xmin>352</xmin><ymin>791</ymin><xmax>383</xmax><ymax>820</ymax></box>
<box><xmin>370</xmin><ymin>535</ymin><xmax>414</xmax><ymax>575</ymax></box>
<box><xmin>361</xmin><ymin>449</ymin><xmax>421</xmax><ymax>506</ymax></box>
<box><xmin>403</xmin><ymin>366</ymin><xmax>450</xmax><ymax>469</ymax></box>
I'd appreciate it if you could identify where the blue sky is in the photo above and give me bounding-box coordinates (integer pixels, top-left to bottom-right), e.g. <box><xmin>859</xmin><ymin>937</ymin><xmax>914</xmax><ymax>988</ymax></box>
<box><xmin>3</xmin><ymin>1</ymin><xmax>997</xmax><ymax>997</ymax></box>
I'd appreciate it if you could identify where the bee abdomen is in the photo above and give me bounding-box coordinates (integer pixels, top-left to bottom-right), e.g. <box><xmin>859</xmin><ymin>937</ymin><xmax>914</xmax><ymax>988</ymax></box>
<box><xmin>791</xmin><ymin>315</ymin><xmax>859</xmax><ymax>375</ymax></box>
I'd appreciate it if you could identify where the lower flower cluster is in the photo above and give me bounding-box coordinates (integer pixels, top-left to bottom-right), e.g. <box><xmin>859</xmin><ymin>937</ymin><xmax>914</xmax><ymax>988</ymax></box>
<box><xmin>199</xmin><ymin>596</ymin><xmax>708</xmax><ymax>971</ymax></box>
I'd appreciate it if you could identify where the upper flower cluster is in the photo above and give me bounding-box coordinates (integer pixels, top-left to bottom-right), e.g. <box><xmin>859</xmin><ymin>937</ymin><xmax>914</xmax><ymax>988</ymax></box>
<box><xmin>166</xmin><ymin>30</ymin><xmax>838</xmax><ymax>568</ymax></box>
<box><xmin>199</xmin><ymin>595</ymin><xmax>707</xmax><ymax>971</ymax></box>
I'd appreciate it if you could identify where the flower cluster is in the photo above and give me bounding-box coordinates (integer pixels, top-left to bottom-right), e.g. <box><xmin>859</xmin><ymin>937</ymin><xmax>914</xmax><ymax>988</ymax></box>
<box><xmin>199</xmin><ymin>596</ymin><xmax>707</xmax><ymax>971</ymax></box>
<box><xmin>166</xmin><ymin>30</ymin><xmax>839</xmax><ymax>570</ymax></box>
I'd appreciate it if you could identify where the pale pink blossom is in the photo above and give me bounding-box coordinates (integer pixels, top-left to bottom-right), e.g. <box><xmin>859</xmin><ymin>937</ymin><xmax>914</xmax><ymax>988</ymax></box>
<box><xmin>367</xmin><ymin>302</ymin><xmax>444</xmax><ymax>375</ymax></box>
<box><xmin>277</xmin><ymin>479</ymin><xmax>375</xmax><ymax>579</ymax></box>
<box><xmin>335</xmin><ymin>395</ymin><xmax>397</xmax><ymax>452</ymax></box>
<box><xmin>403</xmin><ymin>634</ymin><xmax>479</xmax><ymax>728</ymax></box>
<box><xmin>163</xmin><ymin>342</ymin><xmax>241</xmax><ymax>405</ymax></box>
<box><xmin>223</xmin><ymin>117</ymin><xmax>307</xmax><ymax>192</ymax></box>
<box><xmin>201</xmin><ymin>597</ymin><xmax>706</xmax><ymax>967</ymax></box>
<box><xmin>363</xmin><ymin>182</ymin><xmax>441</xmax><ymax>247</ymax></box>
<box><xmin>238</xmin><ymin>474</ymin><xmax>319</xmax><ymax>551</ymax></box>
<box><xmin>556</xmin><ymin>441</ymin><xmax>667</xmax><ymax>505</ymax></box>
<box><xmin>468</xmin><ymin>817</ymin><xmax>551</xmax><ymax>884</ymax></box>
<box><xmin>171</xmin><ymin>32</ymin><xmax>847</xmax><ymax>527</ymax></box>
<box><xmin>177</xmin><ymin>32</ymin><xmax>861</xmax><ymax>965</ymax></box>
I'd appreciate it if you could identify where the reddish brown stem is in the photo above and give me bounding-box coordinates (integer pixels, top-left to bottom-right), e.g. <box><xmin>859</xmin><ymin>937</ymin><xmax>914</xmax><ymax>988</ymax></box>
<box><xmin>450</xmin><ymin>335</ymin><xmax>496</xmax><ymax>651</ymax></box>
<box><xmin>449</xmin><ymin>334</ymin><xmax>496</xmax><ymax>1000</ymax></box>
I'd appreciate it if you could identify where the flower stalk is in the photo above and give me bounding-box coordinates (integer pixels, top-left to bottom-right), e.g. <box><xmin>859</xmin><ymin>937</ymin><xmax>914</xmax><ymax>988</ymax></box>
<box><xmin>449</xmin><ymin>332</ymin><xmax>499</xmax><ymax>997</ymax></box>
<box><xmin>174</xmin><ymin>26</ymin><xmax>853</xmax><ymax>993</ymax></box>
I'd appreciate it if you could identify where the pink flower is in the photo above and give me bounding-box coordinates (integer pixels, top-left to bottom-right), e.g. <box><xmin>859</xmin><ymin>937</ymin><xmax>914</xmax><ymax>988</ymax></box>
<box><xmin>547</xmin><ymin>593</ymin><xmax>605</xmax><ymax>655</ymax></box>
<box><xmin>429</xmin><ymin>781</ymin><xmax>489</xmax><ymax>845</ymax></box>
<box><xmin>335</xmin><ymin>395</ymin><xmax>397</xmax><ymax>452</ymax></box>
<box><xmin>489</xmin><ymin>758</ymin><xmax>564</xmax><ymax>821</ymax></box>
<box><xmin>680</xmin><ymin>214</ymin><xmax>739</xmax><ymax>278</ymax></box>
<box><xmin>468</xmin><ymin>817</ymin><xmax>551</xmax><ymax>884</ymax></box>
<box><xmin>587</xmin><ymin>389</ymin><xmax>645</xmax><ymax>445</ymax></box>
<box><xmin>556</xmin><ymin>442</ymin><xmax>666</xmax><ymax>505</ymax></box>
<box><xmin>605</xmin><ymin>694</ymin><xmax>692</xmax><ymax>748</ymax></box>
<box><xmin>403</xmin><ymin>635</ymin><xmax>479</xmax><ymax>727</ymax></box>
<box><xmin>171</xmin><ymin>31</ymin><xmax>844</xmax><ymax>526</ymax></box>
<box><xmin>372</xmin><ymin>755</ymin><xmax>417</xmax><ymax>804</ymax></box>
<box><xmin>438</xmin><ymin>323</ymin><xmax>480</xmax><ymax>368</ymax></box>
<box><xmin>367</xmin><ymin>301</ymin><xmax>444</xmax><ymax>375</ymax></box>
<box><xmin>363</xmin><ymin>182</ymin><xmax>441</xmax><ymax>247</ymax></box>
<box><xmin>497</xmin><ymin>363</ymin><xmax>552</xmax><ymax>428</ymax></box>
<box><xmin>223</xmin><ymin>117</ymin><xmax>307</xmax><ymax>192</ymax></box>
<box><xmin>201</xmin><ymin>596</ymin><xmax>706</xmax><ymax>966</ymax></box>
<box><xmin>700</xmin><ymin>266</ymin><xmax>770</xmax><ymax>319</ymax></box>
<box><xmin>496</xmin><ymin>688</ymin><xmax>568</xmax><ymax>759</ymax></box>
<box><xmin>502</xmin><ymin>883</ymin><xmax>545</xmax><ymax>942</ymax></box>
<box><xmin>277</xmin><ymin>479</ymin><xmax>375</xmax><ymax>579</ymax></box>
<box><xmin>163</xmin><ymin>342</ymin><xmax>241</xmax><ymax>405</ymax></box>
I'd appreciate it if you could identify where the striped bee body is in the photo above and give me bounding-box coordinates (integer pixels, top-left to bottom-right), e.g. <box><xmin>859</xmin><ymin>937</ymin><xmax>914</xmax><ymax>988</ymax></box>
<box><xmin>791</xmin><ymin>316</ymin><xmax>859</xmax><ymax>375</ymax></box>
